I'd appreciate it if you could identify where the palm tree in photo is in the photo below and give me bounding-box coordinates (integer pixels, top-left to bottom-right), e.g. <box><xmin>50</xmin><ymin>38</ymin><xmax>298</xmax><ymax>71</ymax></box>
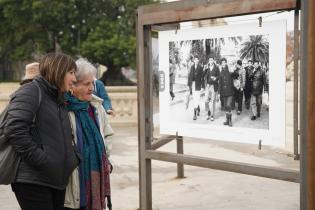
<box><xmin>239</xmin><ymin>35</ymin><xmax>269</xmax><ymax>63</ymax></box>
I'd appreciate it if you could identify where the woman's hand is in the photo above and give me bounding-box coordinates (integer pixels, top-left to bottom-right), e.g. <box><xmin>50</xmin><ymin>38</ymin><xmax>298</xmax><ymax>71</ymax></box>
<box><xmin>108</xmin><ymin>163</ymin><xmax>113</xmax><ymax>173</ymax></box>
<box><xmin>107</xmin><ymin>109</ymin><xmax>116</xmax><ymax>117</ymax></box>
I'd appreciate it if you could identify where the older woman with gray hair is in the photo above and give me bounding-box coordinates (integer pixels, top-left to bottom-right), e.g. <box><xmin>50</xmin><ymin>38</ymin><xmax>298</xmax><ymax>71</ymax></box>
<box><xmin>75</xmin><ymin>58</ymin><xmax>115</xmax><ymax>117</ymax></box>
<box><xmin>63</xmin><ymin>58</ymin><xmax>114</xmax><ymax>210</ymax></box>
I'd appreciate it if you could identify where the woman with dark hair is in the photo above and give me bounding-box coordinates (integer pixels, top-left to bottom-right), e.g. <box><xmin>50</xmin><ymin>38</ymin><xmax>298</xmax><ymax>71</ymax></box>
<box><xmin>3</xmin><ymin>53</ymin><xmax>80</xmax><ymax>210</ymax></box>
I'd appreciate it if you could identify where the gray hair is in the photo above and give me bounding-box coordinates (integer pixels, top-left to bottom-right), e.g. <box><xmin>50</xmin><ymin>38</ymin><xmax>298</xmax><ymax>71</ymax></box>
<box><xmin>75</xmin><ymin>58</ymin><xmax>97</xmax><ymax>82</ymax></box>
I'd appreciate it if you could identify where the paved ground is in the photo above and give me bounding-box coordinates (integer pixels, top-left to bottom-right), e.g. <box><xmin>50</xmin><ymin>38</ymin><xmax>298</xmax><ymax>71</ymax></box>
<box><xmin>0</xmin><ymin>125</ymin><xmax>299</xmax><ymax>210</ymax></box>
<box><xmin>111</xmin><ymin>126</ymin><xmax>299</xmax><ymax>210</ymax></box>
<box><xmin>170</xmin><ymin>84</ymin><xmax>268</xmax><ymax>129</ymax></box>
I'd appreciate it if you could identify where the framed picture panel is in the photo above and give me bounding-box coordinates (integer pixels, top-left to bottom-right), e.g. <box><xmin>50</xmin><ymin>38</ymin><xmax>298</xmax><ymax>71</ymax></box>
<box><xmin>158</xmin><ymin>20</ymin><xmax>286</xmax><ymax>146</ymax></box>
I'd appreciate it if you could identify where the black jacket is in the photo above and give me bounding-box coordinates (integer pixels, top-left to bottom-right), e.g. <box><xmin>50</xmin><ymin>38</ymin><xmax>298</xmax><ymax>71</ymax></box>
<box><xmin>250</xmin><ymin>67</ymin><xmax>266</xmax><ymax>95</ymax></box>
<box><xmin>244</xmin><ymin>65</ymin><xmax>254</xmax><ymax>92</ymax></box>
<box><xmin>204</xmin><ymin>64</ymin><xmax>220</xmax><ymax>92</ymax></box>
<box><xmin>4</xmin><ymin>76</ymin><xmax>79</xmax><ymax>190</ymax></box>
<box><xmin>219</xmin><ymin>67</ymin><xmax>234</xmax><ymax>97</ymax></box>
<box><xmin>188</xmin><ymin>63</ymin><xmax>204</xmax><ymax>91</ymax></box>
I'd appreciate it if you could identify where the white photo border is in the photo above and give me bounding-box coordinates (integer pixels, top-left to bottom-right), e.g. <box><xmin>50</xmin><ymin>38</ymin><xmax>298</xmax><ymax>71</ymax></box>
<box><xmin>158</xmin><ymin>20</ymin><xmax>287</xmax><ymax>147</ymax></box>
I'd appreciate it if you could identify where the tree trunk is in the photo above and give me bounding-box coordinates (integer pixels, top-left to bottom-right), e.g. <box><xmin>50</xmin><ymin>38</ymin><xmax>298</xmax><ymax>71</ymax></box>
<box><xmin>205</xmin><ymin>39</ymin><xmax>210</xmax><ymax>61</ymax></box>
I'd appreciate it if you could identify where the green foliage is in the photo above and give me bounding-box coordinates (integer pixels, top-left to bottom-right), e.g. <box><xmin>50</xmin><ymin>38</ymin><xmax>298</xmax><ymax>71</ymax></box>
<box><xmin>0</xmin><ymin>0</ymin><xmax>154</xmax><ymax>71</ymax></box>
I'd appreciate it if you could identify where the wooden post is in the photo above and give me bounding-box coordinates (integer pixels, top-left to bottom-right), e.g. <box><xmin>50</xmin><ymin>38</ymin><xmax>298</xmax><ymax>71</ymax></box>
<box><xmin>137</xmin><ymin>20</ymin><xmax>153</xmax><ymax>210</ymax></box>
<box><xmin>300</xmin><ymin>0</ymin><xmax>315</xmax><ymax>209</ymax></box>
<box><xmin>293</xmin><ymin>8</ymin><xmax>300</xmax><ymax>160</ymax></box>
<box><xmin>176</xmin><ymin>135</ymin><xmax>184</xmax><ymax>178</ymax></box>
<box><xmin>145</xmin><ymin>150</ymin><xmax>299</xmax><ymax>182</ymax></box>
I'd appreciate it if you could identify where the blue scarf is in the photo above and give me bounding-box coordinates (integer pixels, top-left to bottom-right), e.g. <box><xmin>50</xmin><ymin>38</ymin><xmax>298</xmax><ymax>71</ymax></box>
<box><xmin>64</xmin><ymin>92</ymin><xmax>111</xmax><ymax>210</ymax></box>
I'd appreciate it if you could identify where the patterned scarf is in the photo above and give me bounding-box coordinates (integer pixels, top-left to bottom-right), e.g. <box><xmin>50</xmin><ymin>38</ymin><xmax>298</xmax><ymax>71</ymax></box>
<box><xmin>64</xmin><ymin>93</ymin><xmax>111</xmax><ymax>210</ymax></box>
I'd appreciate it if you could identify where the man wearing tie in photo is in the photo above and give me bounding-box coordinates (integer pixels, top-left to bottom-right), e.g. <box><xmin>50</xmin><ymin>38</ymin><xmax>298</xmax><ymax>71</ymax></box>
<box><xmin>188</xmin><ymin>56</ymin><xmax>204</xmax><ymax>120</ymax></box>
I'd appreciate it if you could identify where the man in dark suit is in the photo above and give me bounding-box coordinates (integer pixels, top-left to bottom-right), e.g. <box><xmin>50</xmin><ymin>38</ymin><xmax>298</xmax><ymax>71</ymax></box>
<box><xmin>188</xmin><ymin>56</ymin><xmax>204</xmax><ymax>120</ymax></box>
<box><xmin>250</xmin><ymin>60</ymin><xmax>267</xmax><ymax>120</ymax></box>
<box><xmin>204</xmin><ymin>57</ymin><xmax>220</xmax><ymax>121</ymax></box>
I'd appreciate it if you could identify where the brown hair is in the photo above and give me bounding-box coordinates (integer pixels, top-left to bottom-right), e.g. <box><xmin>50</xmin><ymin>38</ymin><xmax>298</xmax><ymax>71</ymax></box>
<box><xmin>39</xmin><ymin>53</ymin><xmax>77</xmax><ymax>90</ymax></box>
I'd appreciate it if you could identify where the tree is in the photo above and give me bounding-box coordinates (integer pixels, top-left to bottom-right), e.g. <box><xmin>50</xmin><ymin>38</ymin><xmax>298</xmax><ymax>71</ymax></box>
<box><xmin>205</xmin><ymin>38</ymin><xmax>223</xmax><ymax>61</ymax></box>
<box><xmin>0</xmin><ymin>0</ymin><xmax>154</xmax><ymax>83</ymax></box>
<box><xmin>239</xmin><ymin>35</ymin><xmax>269</xmax><ymax>63</ymax></box>
<box><xmin>190</xmin><ymin>39</ymin><xmax>205</xmax><ymax>65</ymax></box>
<box><xmin>169</xmin><ymin>41</ymin><xmax>181</xmax><ymax>64</ymax></box>
<box><xmin>205</xmin><ymin>36</ymin><xmax>242</xmax><ymax>63</ymax></box>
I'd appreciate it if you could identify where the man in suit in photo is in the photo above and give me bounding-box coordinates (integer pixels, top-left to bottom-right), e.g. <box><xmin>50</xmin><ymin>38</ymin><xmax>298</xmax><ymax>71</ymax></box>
<box><xmin>188</xmin><ymin>56</ymin><xmax>204</xmax><ymax>120</ymax></box>
<box><xmin>204</xmin><ymin>57</ymin><xmax>220</xmax><ymax>121</ymax></box>
<box><xmin>244</xmin><ymin>60</ymin><xmax>254</xmax><ymax>110</ymax></box>
<box><xmin>232</xmin><ymin>59</ymin><xmax>246</xmax><ymax>115</ymax></box>
<box><xmin>250</xmin><ymin>60</ymin><xmax>267</xmax><ymax>120</ymax></box>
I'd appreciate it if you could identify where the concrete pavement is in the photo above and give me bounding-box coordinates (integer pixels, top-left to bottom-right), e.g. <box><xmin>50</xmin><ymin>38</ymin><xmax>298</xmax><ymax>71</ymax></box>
<box><xmin>0</xmin><ymin>125</ymin><xmax>299</xmax><ymax>210</ymax></box>
<box><xmin>111</xmin><ymin>125</ymin><xmax>299</xmax><ymax>210</ymax></box>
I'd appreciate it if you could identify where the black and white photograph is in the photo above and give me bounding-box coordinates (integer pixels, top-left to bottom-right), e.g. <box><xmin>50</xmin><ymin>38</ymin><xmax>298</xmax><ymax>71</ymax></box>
<box><xmin>159</xmin><ymin>21</ymin><xmax>286</xmax><ymax>146</ymax></box>
<box><xmin>168</xmin><ymin>35</ymin><xmax>269</xmax><ymax>129</ymax></box>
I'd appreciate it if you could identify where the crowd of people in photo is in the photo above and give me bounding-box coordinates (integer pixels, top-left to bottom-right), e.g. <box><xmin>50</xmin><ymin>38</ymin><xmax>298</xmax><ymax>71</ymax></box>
<box><xmin>170</xmin><ymin>55</ymin><xmax>269</xmax><ymax>127</ymax></box>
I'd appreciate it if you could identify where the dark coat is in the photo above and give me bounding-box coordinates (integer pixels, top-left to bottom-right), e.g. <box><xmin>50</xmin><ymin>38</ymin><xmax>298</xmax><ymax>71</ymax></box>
<box><xmin>244</xmin><ymin>65</ymin><xmax>254</xmax><ymax>93</ymax></box>
<box><xmin>4</xmin><ymin>76</ymin><xmax>79</xmax><ymax>190</ymax></box>
<box><xmin>188</xmin><ymin>63</ymin><xmax>204</xmax><ymax>91</ymax></box>
<box><xmin>204</xmin><ymin>64</ymin><xmax>220</xmax><ymax>92</ymax></box>
<box><xmin>231</xmin><ymin>66</ymin><xmax>246</xmax><ymax>90</ymax></box>
<box><xmin>219</xmin><ymin>66</ymin><xmax>234</xmax><ymax>97</ymax></box>
<box><xmin>250</xmin><ymin>66</ymin><xmax>266</xmax><ymax>95</ymax></box>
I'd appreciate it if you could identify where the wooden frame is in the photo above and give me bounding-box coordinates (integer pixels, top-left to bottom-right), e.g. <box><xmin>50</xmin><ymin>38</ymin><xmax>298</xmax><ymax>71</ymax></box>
<box><xmin>300</xmin><ymin>0</ymin><xmax>315</xmax><ymax>209</ymax></box>
<box><xmin>135</xmin><ymin>0</ymin><xmax>315</xmax><ymax>209</ymax></box>
<box><xmin>137</xmin><ymin>0</ymin><xmax>297</xmax><ymax>25</ymax></box>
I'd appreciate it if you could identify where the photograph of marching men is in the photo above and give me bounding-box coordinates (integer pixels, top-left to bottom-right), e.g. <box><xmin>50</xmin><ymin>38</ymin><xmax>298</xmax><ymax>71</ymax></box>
<box><xmin>159</xmin><ymin>21</ymin><xmax>286</xmax><ymax>146</ymax></box>
<box><xmin>168</xmin><ymin>35</ymin><xmax>269</xmax><ymax>129</ymax></box>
